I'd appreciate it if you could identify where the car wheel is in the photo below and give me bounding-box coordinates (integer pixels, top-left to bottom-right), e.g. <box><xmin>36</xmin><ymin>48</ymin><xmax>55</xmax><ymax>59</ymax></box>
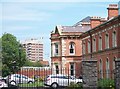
<box><xmin>28</xmin><ymin>81</ymin><xmax>33</xmax><ymax>84</ymax></box>
<box><xmin>10</xmin><ymin>81</ymin><xmax>16</xmax><ymax>85</ymax></box>
<box><xmin>51</xmin><ymin>82</ymin><xmax>58</xmax><ymax>89</ymax></box>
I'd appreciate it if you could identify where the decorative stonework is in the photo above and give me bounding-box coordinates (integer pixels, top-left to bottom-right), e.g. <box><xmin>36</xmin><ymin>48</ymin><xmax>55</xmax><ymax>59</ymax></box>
<box><xmin>115</xmin><ymin>59</ymin><xmax>120</xmax><ymax>89</ymax></box>
<box><xmin>82</xmin><ymin>60</ymin><xmax>98</xmax><ymax>89</ymax></box>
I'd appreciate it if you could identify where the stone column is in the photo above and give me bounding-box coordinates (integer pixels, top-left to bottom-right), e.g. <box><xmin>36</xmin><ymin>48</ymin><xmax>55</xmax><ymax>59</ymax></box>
<box><xmin>82</xmin><ymin>60</ymin><xmax>98</xmax><ymax>89</ymax></box>
<box><xmin>115</xmin><ymin>59</ymin><xmax>120</xmax><ymax>89</ymax></box>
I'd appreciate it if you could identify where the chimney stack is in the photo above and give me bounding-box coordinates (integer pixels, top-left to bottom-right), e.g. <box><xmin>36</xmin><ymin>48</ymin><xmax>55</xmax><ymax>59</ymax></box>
<box><xmin>107</xmin><ymin>4</ymin><xmax>118</xmax><ymax>20</ymax></box>
<box><xmin>90</xmin><ymin>16</ymin><xmax>101</xmax><ymax>29</ymax></box>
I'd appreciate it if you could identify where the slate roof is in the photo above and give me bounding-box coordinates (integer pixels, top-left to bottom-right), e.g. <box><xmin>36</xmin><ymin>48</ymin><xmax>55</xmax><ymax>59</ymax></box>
<box><xmin>61</xmin><ymin>26</ymin><xmax>91</xmax><ymax>33</ymax></box>
<box><xmin>73</xmin><ymin>16</ymin><xmax>91</xmax><ymax>26</ymax></box>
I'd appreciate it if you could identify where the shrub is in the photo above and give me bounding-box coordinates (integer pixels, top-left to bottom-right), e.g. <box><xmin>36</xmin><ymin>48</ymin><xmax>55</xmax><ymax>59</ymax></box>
<box><xmin>97</xmin><ymin>79</ymin><xmax>115</xmax><ymax>89</ymax></box>
<box><xmin>67</xmin><ymin>82</ymin><xmax>83</xmax><ymax>89</ymax></box>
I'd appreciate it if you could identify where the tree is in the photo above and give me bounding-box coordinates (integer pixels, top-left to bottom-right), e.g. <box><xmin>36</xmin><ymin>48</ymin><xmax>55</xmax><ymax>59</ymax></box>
<box><xmin>24</xmin><ymin>60</ymin><xmax>43</xmax><ymax>67</ymax></box>
<box><xmin>1</xmin><ymin>33</ymin><xmax>26</xmax><ymax>77</ymax></box>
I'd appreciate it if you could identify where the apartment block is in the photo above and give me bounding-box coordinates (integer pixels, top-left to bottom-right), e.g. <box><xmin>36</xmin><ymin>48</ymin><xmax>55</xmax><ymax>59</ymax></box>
<box><xmin>22</xmin><ymin>38</ymin><xmax>43</xmax><ymax>62</ymax></box>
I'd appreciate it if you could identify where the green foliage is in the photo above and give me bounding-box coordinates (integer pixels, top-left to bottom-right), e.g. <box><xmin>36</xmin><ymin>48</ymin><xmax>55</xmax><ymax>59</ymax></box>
<box><xmin>18</xmin><ymin>81</ymin><xmax>44</xmax><ymax>87</ymax></box>
<box><xmin>24</xmin><ymin>60</ymin><xmax>43</xmax><ymax>67</ymax></box>
<box><xmin>97</xmin><ymin>79</ymin><xmax>115</xmax><ymax>89</ymax></box>
<box><xmin>67</xmin><ymin>82</ymin><xmax>83</xmax><ymax>89</ymax></box>
<box><xmin>1</xmin><ymin>33</ymin><xmax>26</xmax><ymax>77</ymax></box>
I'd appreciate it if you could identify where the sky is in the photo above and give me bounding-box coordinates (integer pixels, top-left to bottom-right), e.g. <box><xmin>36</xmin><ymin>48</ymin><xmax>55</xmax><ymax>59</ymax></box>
<box><xmin>0</xmin><ymin>0</ymin><xmax>120</xmax><ymax>62</ymax></box>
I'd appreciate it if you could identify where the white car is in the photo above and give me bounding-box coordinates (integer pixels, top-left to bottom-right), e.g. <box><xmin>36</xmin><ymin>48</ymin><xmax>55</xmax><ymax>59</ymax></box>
<box><xmin>0</xmin><ymin>77</ymin><xmax>8</xmax><ymax>89</ymax></box>
<box><xmin>44</xmin><ymin>74</ymin><xmax>82</xmax><ymax>88</ymax></box>
<box><xmin>6</xmin><ymin>74</ymin><xmax>35</xmax><ymax>85</ymax></box>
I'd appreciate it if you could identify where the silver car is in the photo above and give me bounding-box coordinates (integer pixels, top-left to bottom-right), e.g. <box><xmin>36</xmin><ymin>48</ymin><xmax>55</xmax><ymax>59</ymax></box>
<box><xmin>6</xmin><ymin>74</ymin><xmax>35</xmax><ymax>85</ymax></box>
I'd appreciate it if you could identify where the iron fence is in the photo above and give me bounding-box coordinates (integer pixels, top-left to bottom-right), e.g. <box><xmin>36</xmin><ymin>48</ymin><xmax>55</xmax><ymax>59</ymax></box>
<box><xmin>1</xmin><ymin>68</ymin><xmax>115</xmax><ymax>89</ymax></box>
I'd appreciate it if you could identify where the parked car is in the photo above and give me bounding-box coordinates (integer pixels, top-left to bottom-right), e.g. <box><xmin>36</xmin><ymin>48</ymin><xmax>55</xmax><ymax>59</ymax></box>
<box><xmin>6</xmin><ymin>74</ymin><xmax>35</xmax><ymax>85</ymax></box>
<box><xmin>44</xmin><ymin>74</ymin><xmax>82</xmax><ymax>88</ymax></box>
<box><xmin>0</xmin><ymin>76</ymin><xmax>8</xmax><ymax>88</ymax></box>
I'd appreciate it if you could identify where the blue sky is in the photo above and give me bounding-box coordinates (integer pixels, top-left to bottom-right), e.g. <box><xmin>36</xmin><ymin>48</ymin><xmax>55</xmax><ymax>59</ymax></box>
<box><xmin>0</xmin><ymin>0</ymin><xmax>120</xmax><ymax>62</ymax></box>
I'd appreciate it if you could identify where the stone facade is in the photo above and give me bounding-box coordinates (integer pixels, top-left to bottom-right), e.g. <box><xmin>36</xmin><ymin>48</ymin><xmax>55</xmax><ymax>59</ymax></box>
<box><xmin>82</xmin><ymin>60</ymin><xmax>98</xmax><ymax>89</ymax></box>
<box><xmin>115</xmin><ymin>59</ymin><xmax>120</xmax><ymax>89</ymax></box>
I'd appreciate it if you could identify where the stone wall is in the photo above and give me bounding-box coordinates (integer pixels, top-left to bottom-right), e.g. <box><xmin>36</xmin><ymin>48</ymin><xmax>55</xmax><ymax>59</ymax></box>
<box><xmin>115</xmin><ymin>59</ymin><xmax>120</xmax><ymax>89</ymax></box>
<box><xmin>82</xmin><ymin>60</ymin><xmax>97</xmax><ymax>89</ymax></box>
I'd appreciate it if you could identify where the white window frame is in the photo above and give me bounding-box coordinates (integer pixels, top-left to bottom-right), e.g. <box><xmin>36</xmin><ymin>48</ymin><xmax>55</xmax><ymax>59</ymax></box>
<box><xmin>112</xmin><ymin>31</ymin><xmax>117</xmax><ymax>47</ymax></box>
<box><xmin>83</xmin><ymin>42</ymin><xmax>86</xmax><ymax>54</ymax></box>
<box><xmin>93</xmin><ymin>38</ymin><xmax>96</xmax><ymax>52</ymax></box>
<box><xmin>99</xmin><ymin>36</ymin><xmax>102</xmax><ymax>51</ymax></box>
<box><xmin>69</xmin><ymin>63</ymin><xmax>75</xmax><ymax>76</ymax></box>
<box><xmin>106</xmin><ymin>58</ymin><xmax>110</xmax><ymax>79</ymax></box>
<box><xmin>88</xmin><ymin>40</ymin><xmax>91</xmax><ymax>53</ymax></box>
<box><xmin>105</xmin><ymin>34</ymin><xmax>109</xmax><ymax>49</ymax></box>
<box><xmin>99</xmin><ymin>59</ymin><xmax>103</xmax><ymax>79</ymax></box>
<box><xmin>54</xmin><ymin>43</ymin><xmax>59</xmax><ymax>56</ymax></box>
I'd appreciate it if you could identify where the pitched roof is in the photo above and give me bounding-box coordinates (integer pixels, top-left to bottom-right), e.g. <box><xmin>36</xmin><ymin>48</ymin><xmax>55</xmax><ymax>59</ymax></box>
<box><xmin>73</xmin><ymin>16</ymin><xmax>91</xmax><ymax>26</ymax></box>
<box><xmin>61</xmin><ymin>26</ymin><xmax>91</xmax><ymax>33</ymax></box>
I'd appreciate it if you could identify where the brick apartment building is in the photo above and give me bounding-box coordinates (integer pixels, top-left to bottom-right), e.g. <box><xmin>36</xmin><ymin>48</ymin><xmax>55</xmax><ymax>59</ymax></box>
<box><xmin>22</xmin><ymin>38</ymin><xmax>43</xmax><ymax>62</ymax></box>
<box><xmin>51</xmin><ymin>3</ymin><xmax>120</xmax><ymax>79</ymax></box>
<box><xmin>50</xmin><ymin>25</ymin><xmax>83</xmax><ymax>77</ymax></box>
<box><xmin>81</xmin><ymin>4</ymin><xmax>120</xmax><ymax>79</ymax></box>
<box><xmin>50</xmin><ymin>15</ymin><xmax>107</xmax><ymax>77</ymax></box>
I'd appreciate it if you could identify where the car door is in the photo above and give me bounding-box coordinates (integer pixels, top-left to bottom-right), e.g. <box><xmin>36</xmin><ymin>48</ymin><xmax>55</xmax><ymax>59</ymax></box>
<box><xmin>21</xmin><ymin>75</ymin><xmax>28</xmax><ymax>83</ymax></box>
<box><xmin>58</xmin><ymin>76</ymin><xmax>69</xmax><ymax>86</ymax></box>
<box><xmin>13</xmin><ymin>74</ymin><xmax>21</xmax><ymax>84</ymax></box>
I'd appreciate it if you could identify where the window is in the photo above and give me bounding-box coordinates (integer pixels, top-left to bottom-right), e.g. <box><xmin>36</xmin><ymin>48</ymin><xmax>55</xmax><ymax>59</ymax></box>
<box><xmin>105</xmin><ymin>34</ymin><xmax>109</xmax><ymax>49</ymax></box>
<box><xmin>93</xmin><ymin>38</ymin><xmax>96</xmax><ymax>52</ymax></box>
<box><xmin>99</xmin><ymin>36</ymin><xmax>102</xmax><ymax>50</ymax></box>
<box><xmin>113</xmin><ymin>57</ymin><xmax>116</xmax><ymax>79</ymax></box>
<box><xmin>113</xmin><ymin>57</ymin><xmax>116</xmax><ymax>70</ymax></box>
<box><xmin>99</xmin><ymin>59</ymin><xmax>103</xmax><ymax>79</ymax></box>
<box><xmin>112</xmin><ymin>31</ymin><xmax>117</xmax><ymax>47</ymax></box>
<box><xmin>83</xmin><ymin>42</ymin><xmax>86</xmax><ymax>54</ymax></box>
<box><xmin>55</xmin><ymin>65</ymin><xmax>59</xmax><ymax>74</ymax></box>
<box><xmin>69</xmin><ymin>42</ymin><xmax>75</xmax><ymax>54</ymax></box>
<box><xmin>70</xmin><ymin>63</ymin><xmax>74</xmax><ymax>76</ymax></box>
<box><xmin>88</xmin><ymin>40</ymin><xmax>91</xmax><ymax>53</ymax></box>
<box><xmin>106</xmin><ymin>58</ymin><xmax>110</xmax><ymax>78</ymax></box>
<box><xmin>54</xmin><ymin>43</ymin><xmax>58</xmax><ymax>56</ymax></box>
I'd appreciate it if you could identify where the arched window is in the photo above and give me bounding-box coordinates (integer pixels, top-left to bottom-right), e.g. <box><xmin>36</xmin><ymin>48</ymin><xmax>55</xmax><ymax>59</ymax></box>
<box><xmin>54</xmin><ymin>43</ymin><xmax>59</xmax><ymax>56</ymax></box>
<box><xmin>113</xmin><ymin>57</ymin><xmax>116</xmax><ymax>79</ymax></box>
<box><xmin>106</xmin><ymin>58</ymin><xmax>110</xmax><ymax>78</ymax></box>
<box><xmin>105</xmin><ymin>34</ymin><xmax>109</xmax><ymax>49</ymax></box>
<box><xmin>88</xmin><ymin>40</ymin><xmax>91</xmax><ymax>53</ymax></box>
<box><xmin>83</xmin><ymin>42</ymin><xmax>86</xmax><ymax>54</ymax></box>
<box><xmin>99</xmin><ymin>59</ymin><xmax>103</xmax><ymax>79</ymax></box>
<box><xmin>99</xmin><ymin>36</ymin><xmax>102</xmax><ymax>50</ymax></box>
<box><xmin>112</xmin><ymin>31</ymin><xmax>117</xmax><ymax>47</ymax></box>
<box><xmin>93</xmin><ymin>38</ymin><xmax>96</xmax><ymax>52</ymax></box>
<box><xmin>69</xmin><ymin>42</ymin><xmax>75</xmax><ymax>55</ymax></box>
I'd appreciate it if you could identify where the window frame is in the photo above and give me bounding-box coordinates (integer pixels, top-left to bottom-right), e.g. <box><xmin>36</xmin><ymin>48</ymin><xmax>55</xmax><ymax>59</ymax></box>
<box><xmin>112</xmin><ymin>31</ymin><xmax>117</xmax><ymax>47</ymax></box>
<box><xmin>69</xmin><ymin>42</ymin><xmax>75</xmax><ymax>55</ymax></box>
<box><xmin>105</xmin><ymin>33</ymin><xmax>109</xmax><ymax>49</ymax></box>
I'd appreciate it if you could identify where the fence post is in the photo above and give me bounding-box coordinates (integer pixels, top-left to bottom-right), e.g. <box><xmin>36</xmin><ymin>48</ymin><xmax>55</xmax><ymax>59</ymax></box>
<box><xmin>82</xmin><ymin>60</ymin><xmax>98</xmax><ymax>89</ymax></box>
<box><xmin>115</xmin><ymin>59</ymin><xmax>120</xmax><ymax>89</ymax></box>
